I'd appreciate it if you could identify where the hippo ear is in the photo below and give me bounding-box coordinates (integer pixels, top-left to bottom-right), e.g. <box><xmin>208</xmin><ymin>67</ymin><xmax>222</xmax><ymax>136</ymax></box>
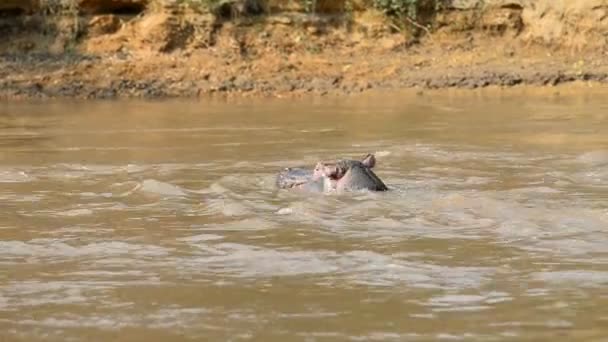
<box><xmin>361</xmin><ymin>154</ymin><xmax>376</xmax><ymax>168</ymax></box>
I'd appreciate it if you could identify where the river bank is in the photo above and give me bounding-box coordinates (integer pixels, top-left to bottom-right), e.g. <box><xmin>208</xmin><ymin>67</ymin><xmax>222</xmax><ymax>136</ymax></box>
<box><xmin>1</xmin><ymin>0</ymin><xmax>607</xmax><ymax>100</ymax></box>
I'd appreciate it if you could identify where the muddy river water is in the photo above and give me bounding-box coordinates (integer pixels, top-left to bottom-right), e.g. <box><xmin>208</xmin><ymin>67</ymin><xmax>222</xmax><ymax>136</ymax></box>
<box><xmin>1</xmin><ymin>90</ymin><xmax>608</xmax><ymax>341</ymax></box>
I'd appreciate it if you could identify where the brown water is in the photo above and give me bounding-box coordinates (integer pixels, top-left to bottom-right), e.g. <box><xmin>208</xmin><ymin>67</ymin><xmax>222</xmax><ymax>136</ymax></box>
<box><xmin>1</xmin><ymin>91</ymin><xmax>608</xmax><ymax>341</ymax></box>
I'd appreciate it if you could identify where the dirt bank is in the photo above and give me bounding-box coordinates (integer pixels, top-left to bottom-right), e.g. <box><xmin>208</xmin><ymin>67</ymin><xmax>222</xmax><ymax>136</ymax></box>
<box><xmin>1</xmin><ymin>0</ymin><xmax>607</xmax><ymax>100</ymax></box>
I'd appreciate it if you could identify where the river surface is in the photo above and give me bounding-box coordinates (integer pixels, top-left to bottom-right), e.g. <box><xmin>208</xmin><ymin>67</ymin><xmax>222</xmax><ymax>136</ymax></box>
<box><xmin>1</xmin><ymin>91</ymin><xmax>608</xmax><ymax>341</ymax></box>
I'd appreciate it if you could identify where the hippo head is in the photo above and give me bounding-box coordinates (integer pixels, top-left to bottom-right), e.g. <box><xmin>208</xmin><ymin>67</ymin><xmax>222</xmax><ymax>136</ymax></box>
<box><xmin>313</xmin><ymin>154</ymin><xmax>376</xmax><ymax>181</ymax></box>
<box><xmin>276</xmin><ymin>154</ymin><xmax>387</xmax><ymax>192</ymax></box>
<box><xmin>312</xmin><ymin>154</ymin><xmax>387</xmax><ymax>192</ymax></box>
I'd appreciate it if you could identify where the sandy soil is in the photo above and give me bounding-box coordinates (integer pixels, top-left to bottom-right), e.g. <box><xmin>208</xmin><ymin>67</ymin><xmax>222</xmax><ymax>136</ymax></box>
<box><xmin>1</xmin><ymin>2</ymin><xmax>607</xmax><ymax>100</ymax></box>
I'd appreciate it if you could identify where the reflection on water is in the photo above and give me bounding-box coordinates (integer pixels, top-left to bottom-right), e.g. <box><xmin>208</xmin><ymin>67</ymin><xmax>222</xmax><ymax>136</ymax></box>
<box><xmin>1</xmin><ymin>91</ymin><xmax>608</xmax><ymax>341</ymax></box>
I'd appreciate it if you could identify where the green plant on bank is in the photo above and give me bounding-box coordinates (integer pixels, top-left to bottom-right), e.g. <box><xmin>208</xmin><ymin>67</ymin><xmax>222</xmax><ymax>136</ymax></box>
<box><xmin>39</xmin><ymin>0</ymin><xmax>72</xmax><ymax>13</ymax></box>
<box><xmin>39</xmin><ymin>0</ymin><xmax>82</xmax><ymax>46</ymax></box>
<box><xmin>343</xmin><ymin>0</ymin><xmax>355</xmax><ymax>30</ymax></box>
<box><xmin>373</xmin><ymin>0</ymin><xmax>416</xmax><ymax>18</ymax></box>
<box><xmin>39</xmin><ymin>0</ymin><xmax>79</xmax><ymax>17</ymax></box>
<box><xmin>371</xmin><ymin>0</ymin><xmax>447</xmax><ymax>35</ymax></box>
<box><xmin>302</xmin><ymin>0</ymin><xmax>316</xmax><ymax>14</ymax></box>
<box><xmin>373</xmin><ymin>0</ymin><xmax>447</xmax><ymax>18</ymax></box>
<box><xmin>173</xmin><ymin>0</ymin><xmax>222</xmax><ymax>11</ymax></box>
<box><xmin>174</xmin><ymin>0</ymin><xmax>269</xmax><ymax>20</ymax></box>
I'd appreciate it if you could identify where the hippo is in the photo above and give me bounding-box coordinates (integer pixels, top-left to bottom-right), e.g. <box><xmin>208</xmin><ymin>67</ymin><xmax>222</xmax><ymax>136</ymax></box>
<box><xmin>276</xmin><ymin>154</ymin><xmax>388</xmax><ymax>193</ymax></box>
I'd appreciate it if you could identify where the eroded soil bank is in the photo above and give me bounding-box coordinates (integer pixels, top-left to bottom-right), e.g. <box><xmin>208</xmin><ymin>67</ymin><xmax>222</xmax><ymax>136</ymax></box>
<box><xmin>1</xmin><ymin>0</ymin><xmax>608</xmax><ymax>100</ymax></box>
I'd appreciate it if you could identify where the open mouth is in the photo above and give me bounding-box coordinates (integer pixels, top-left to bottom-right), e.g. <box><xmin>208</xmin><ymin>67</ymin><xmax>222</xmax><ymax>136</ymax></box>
<box><xmin>277</xmin><ymin>167</ymin><xmax>316</xmax><ymax>189</ymax></box>
<box><xmin>286</xmin><ymin>180</ymin><xmax>308</xmax><ymax>188</ymax></box>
